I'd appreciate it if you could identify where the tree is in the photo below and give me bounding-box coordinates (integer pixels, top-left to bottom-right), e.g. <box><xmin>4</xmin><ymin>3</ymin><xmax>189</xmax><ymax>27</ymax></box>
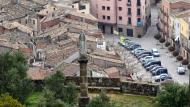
<box><xmin>0</xmin><ymin>94</ymin><xmax>24</xmax><ymax>107</ymax></box>
<box><xmin>159</xmin><ymin>37</ymin><xmax>166</xmax><ymax>48</ymax></box>
<box><xmin>62</xmin><ymin>83</ymin><xmax>78</xmax><ymax>105</ymax></box>
<box><xmin>87</xmin><ymin>91</ymin><xmax>115</xmax><ymax>107</ymax></box>
<box><xmin>165</xmin><ymin>42</ymin><xmax>170</xmax><ymax>47</ymax></box>
<box><xmin>156</xmin><ymin>83</ymin><xmax>188</xmax><ymax>107</ymax></box>
<box><xmin>172</xmin><ymin>51</ymin><xmax>179</xmax><ymax>57</ymax></box>
<box><xmin>37</xmin><ymin>88</ymin><xmax>71</xmax><ymax>107</ymax></box>
<box><xmin>44</xmin><ymin>71</ymin><xmax>65</xmax><ymax>96</ymax></box>
<box><xmin>44</xmin><ymin>71</ymin><xmax>78</xmax><ymax>106</ymax></box>
<box><xmin>0</xmin><ymin>52</ymin><xmax>33</xmax><ymax>102</ymax></box>
<box><xmin>154</xmin><ymin>34</ymin><xmax>161</xmax><ymax>45</ymax></box>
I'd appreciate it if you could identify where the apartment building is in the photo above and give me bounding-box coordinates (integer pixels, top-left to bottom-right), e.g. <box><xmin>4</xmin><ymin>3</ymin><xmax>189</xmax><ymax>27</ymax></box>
<box><xmin>90</xmin><ymin>0</ymin><xmax>151</xmax><ymax>37</ymax></box>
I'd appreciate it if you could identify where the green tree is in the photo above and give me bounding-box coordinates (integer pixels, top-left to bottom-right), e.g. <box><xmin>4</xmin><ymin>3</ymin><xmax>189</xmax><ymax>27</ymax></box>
<box><xmin>0</xmin><ymin>52</ymin><xmax>33</xmax><ymax>102</ymax></box>
<box><xmin>0</xmin><ymin>94</ymin><xmax>24</xmax><ymax>107</ymax></box>
<box><xmin>62</xmin><ymin>83</ymin><xmax>78</xmax><ymax>105</ymax></box>
<box><xmin>44</xmin><ymin>71</ymin><xmax>78</xmax><ymax>106</ymax></box>
<box><xmin>88</xmin><ymin>91</ymin><xmax>115</xmax><ymax>107</ymax></box>
<box><xmin>156</xmin><ymin>83</ymin><xmax>188</xmax><ymax>107</ymax></box>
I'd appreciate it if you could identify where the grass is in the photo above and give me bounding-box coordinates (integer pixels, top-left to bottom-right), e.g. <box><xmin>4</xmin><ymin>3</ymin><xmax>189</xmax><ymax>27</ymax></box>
<box><xmin>90</xmin><ymin>93</ymin><xmax>157</xmax><ymax>107</ymax></box>
<box><xmin>25</xmin><ymin>91</ymin><xmax>157</xmax><ymax>107</ymax></box>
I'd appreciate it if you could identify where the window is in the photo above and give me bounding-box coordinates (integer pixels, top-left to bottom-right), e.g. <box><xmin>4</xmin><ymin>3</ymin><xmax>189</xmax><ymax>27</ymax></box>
<box><xmin>33</xmin><ymin>20</ymin><xmax>35</xmax><ymax>24</ymax></box>
<box><xmin>137</xmin><ymin>18</ymin><xmax>141</xmax><ymax>22</ymax></box>
<box><xmin>128</xmin><ymin>17</ymin><xmax>131</xmax><ymax>25</ymax></box>
<box><xmin>118</xmin><ymin>28</ymin><xmax>123</xmax><ymax>32</ymax></box>
<box><xmin>103</xmin><ymin>15</ymin><xmax>105</xmax><ymax>19</ymax></box>
<box><xmin>102</xmin><ymin>6</ymin><xmax>105</xmax><ymax>10</ymax></box>
<box><xmin>119</xmin><ymin>7</ymin><xmax>122</xmax><ymax>11</ymax></box>
<box><xmin>137</xmin><ymin>0</ymin><xmax>141</xmax><ymax>6</ymax></box>
<box><xmin>107</xmin><ymin>16</ymin><xmax>110</xmax><ymax>20</ymax></box>
<box><xmin>107</xmin><ymin>7</ymin><xmax>110</xmax><ymax>11</ymax></box>
<box><xmin>119</xmin><ymin>16</ymin><xmax>122</xmax><ymax>20</ymax></box>
<box><xmin>127</xmin><ymin>0</ymin><xmax>131</xmax><ymax>6</ymax></box>
<box><xmin>137</xmin><ymin>8</ymin><xmax>141</xmax><ymax>15</ymax></box>
<box><xmin>118</xmin><ymin>0</ymin><xmax>122</xmax><ymax>1</ymax></box>
<box><xmin>137</xmin><ymin>18</ymin><xmax>141</xmax><ymax>26</ymax></box>
<box><xmin>128</xmin><ymin>8</ymin><xmax>131</xmax><ymax>15</ymax></box>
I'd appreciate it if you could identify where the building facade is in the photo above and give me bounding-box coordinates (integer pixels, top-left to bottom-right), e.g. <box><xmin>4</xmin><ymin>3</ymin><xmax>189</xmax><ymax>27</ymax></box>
<box><xmin>90</xmin><ymin>0</ymin><xmax>151</xmax><ymax>37</ymax></box>
<box><xmin>179</xmin><ymin>17</ymin><xmax>190</xmax><ymax>61</ymax></box>
<box><xmin>159</xmin><ymin>0</ymin><xmax>190</xmax><ymax>61</ymax></box>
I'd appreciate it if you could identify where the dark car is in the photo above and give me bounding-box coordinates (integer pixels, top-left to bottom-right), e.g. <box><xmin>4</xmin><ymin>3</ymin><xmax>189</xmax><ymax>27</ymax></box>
<box><xmin>152</xmin><ymin>68</ymin><xmax>168</xmax><ymax>76</ymax></box>
<box><xmin>134</xmin><ymin>50</ymin><xmax>147</xmax><ymax>56</ymax></box>
<box><xmin>146</xmin><ymin>64</ymin><xmax>159</xmax><ymax>71</ymax></box>
<box><xmin>128</xmin><ymin>44</ymin><xmax>141</xmax><ymax>50</ymax></box>
<box><xmin>136</xmin><ymin>51</ymin><xmax>152</xmax><ymax>58</ymax></box>
<box><xmin>150</xmin><ymin>66</ymin><xmax>164</xmax><ymax>73</ymax></box>
<box><xmin>137</xmin><ymin>54</ymin><xmax>152</xmax><ymax>59</ymax></box>
<box><xmin>144</xmin><ymin>61</ymin><xmax>161</xmax><ymax>69</ymax></box>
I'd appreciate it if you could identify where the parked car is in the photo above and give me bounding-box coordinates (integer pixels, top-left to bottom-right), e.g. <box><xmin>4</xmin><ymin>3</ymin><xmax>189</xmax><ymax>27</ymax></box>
<box><xmin>153</xmin><ymin>73</ymin><xmax>172</xmax><ymax>82</ymax></box>
<box><xmin>177</xmin><ymin>66</ymin><xmax>187</xmax><ymax>75</ymax></box>
<box><xmin>131</xmin><ymin>48</ymin><xmax>144</xmax><ymax>54</ymax></box>
<box><xmin>152</xmin><ymin>68</ymin><xmax>168</xmax><ymax>76</ymax></box>
<box><xmin>142</xmin><ymin>59</ymin><xmax>155</xmax><ymax>66</ymax></box>
<box><xmin>136</xmin><ymin>51</ymin><xmax>152</xmax><ymax>58</ymax></box>
<box><xmin>146</xmin><ymin>64</ymin><xmax>160</xmax><ymax>71</ymax></box>
<box><xmin>134</xmin><ymin>50</ymin><xmax>147</xmax><ymax>56</ymax></box>
<box><xmin>144</xmin><ymin>61</ymin><xmax>161</xmax><ymax>69</ymax></box>
<box><xmin>124</xmin><ymin>42</ymin><xmax>135</xmax><ymax>49</ymax></box>
<box><xmin>150</xmin><ymin>66</ymin><xmax>164</xmax><ymax>73</ymax></box>
<box><xmin>128</xmin><ymin>44</ymin><xmax>141</xmax><ymax>50</ymax></box>
<box><xmin>140</xmin><ymin>56</ymin><xmax>154</xmax><ymax>63</ymax></box>
<box><xmin>151</xmin><ymin>48</ymin><xmax>160</xmax><ymax>57</ymax></box>
<box><xmin>137</xmin><ymin>54</ymin><xmax>152</xmax><ymax>59</ymax></box>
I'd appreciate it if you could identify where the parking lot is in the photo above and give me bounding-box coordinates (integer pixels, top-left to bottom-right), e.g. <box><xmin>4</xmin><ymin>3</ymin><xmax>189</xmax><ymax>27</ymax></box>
<box><xmin>105</xmin><ymin>6</ymin><xmax>189</xmax><ymax>84</ymax></box>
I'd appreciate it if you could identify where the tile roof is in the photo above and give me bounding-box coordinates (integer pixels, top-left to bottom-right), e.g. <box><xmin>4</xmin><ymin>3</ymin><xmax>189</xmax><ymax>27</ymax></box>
<box><xmin>27</xmin><ymin>67</ymin><xmax>53</xmax><ymax>80</ymax></box>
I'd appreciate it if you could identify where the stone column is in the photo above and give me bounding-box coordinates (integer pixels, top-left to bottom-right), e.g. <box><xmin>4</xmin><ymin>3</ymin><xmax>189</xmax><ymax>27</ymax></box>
<box><xmin>78</xmin><ymin>31</ymin><xmax>89</xmax><ymax>107</ymax></box>
<box><xmin>78</xmin><ymin>57</ymin><xmax>89</xmax><ymax>107</ymax></box>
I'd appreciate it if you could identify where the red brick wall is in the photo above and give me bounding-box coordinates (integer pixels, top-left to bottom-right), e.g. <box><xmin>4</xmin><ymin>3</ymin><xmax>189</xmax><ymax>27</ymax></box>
<box><xmin>41</xmin><ymin>18</ymin><xmax>60</xmax><ymax>30</ymax></box>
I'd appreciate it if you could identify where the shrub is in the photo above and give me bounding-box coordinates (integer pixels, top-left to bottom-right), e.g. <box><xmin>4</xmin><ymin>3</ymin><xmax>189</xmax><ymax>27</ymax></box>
<box><xmin>172</xmin><ymin>51</ymin><xmax>179</xmax><ymax>57</ymax></box>
<box><xmin>177</xmin><ymin>56</ymin><xmax>183</xmax><ymax>61</ymax></box>
<box><xmin>154</xmin><ymin>34</ymin><xmax>161</xmax><ymax>40</ymax></box>
<box><xmin>168</xmin><ymin>46</ymin><xmax>175</xmax><ymax>52</ymax></box>
<box><xmin>182</xmin><ymin>59</ymin><xmax>189</xmax><ymax>65</ymax></box>
<box><xmin>159</xmin><ymin>37</ymin><xmax>166</xmax><ymax>43</ymax></box>
<box><xmin>165</xmin><ymin>42</ymin><xmax>170</xmax><ymax>47</ymax></box>
<box><xmin>156</xmin><ymin>83</ymin><xmax>189</xmax><ymax>107</ymax></box>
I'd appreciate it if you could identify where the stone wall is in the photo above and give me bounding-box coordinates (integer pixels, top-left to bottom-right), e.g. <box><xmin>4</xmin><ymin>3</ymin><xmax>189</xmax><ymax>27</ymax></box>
<box><xmin>121</xmin><ymin>81</ymin><xmax>159</xmax><ymax>96</ymax></box>
<box><xmin>65</xmin><ymin>77</ymin><xmax>159</xmax><ymax>96</ymax></box>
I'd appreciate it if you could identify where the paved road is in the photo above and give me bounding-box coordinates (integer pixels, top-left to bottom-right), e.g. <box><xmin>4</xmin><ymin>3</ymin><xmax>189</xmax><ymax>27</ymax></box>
<box><xmin>105</xmin><ymin>6</ymin><xmax>189</xmax><ymax>84</ymax></box>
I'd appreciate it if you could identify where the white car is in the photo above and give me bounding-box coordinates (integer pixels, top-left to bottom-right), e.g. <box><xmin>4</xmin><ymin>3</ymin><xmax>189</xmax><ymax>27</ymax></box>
<box><xmin>151</xmin><ymin>48</ymin><xmax>160</xmax><ymax>57</ymax></box>
<box><xmin>153</xmin><ymin>73</ymin><xmax>171</xmax><ymax>82</ymax></box>
<box><xmin>177</xmin><ymin>66</ymin><xmax>187</xmax><ymax>75</ymax></box>
<box><xmin>140</xmin><ymin>56</ymin><xmax>154</xmax><ymax>63</ymax></box>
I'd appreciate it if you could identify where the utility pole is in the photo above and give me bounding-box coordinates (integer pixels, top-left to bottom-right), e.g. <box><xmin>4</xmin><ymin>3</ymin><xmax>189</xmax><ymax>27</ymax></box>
<box><xmin>78</xmin><ymin>31</ymin><xmax>89</xmax><ymax>107</ymax></box>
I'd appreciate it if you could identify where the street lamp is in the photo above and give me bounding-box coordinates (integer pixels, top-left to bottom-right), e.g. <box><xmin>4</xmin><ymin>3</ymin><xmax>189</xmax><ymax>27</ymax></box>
<box><xmin>78</xmin><ymin>31</ymin><xmax>89</xmax><ymax>107</ymax></box>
